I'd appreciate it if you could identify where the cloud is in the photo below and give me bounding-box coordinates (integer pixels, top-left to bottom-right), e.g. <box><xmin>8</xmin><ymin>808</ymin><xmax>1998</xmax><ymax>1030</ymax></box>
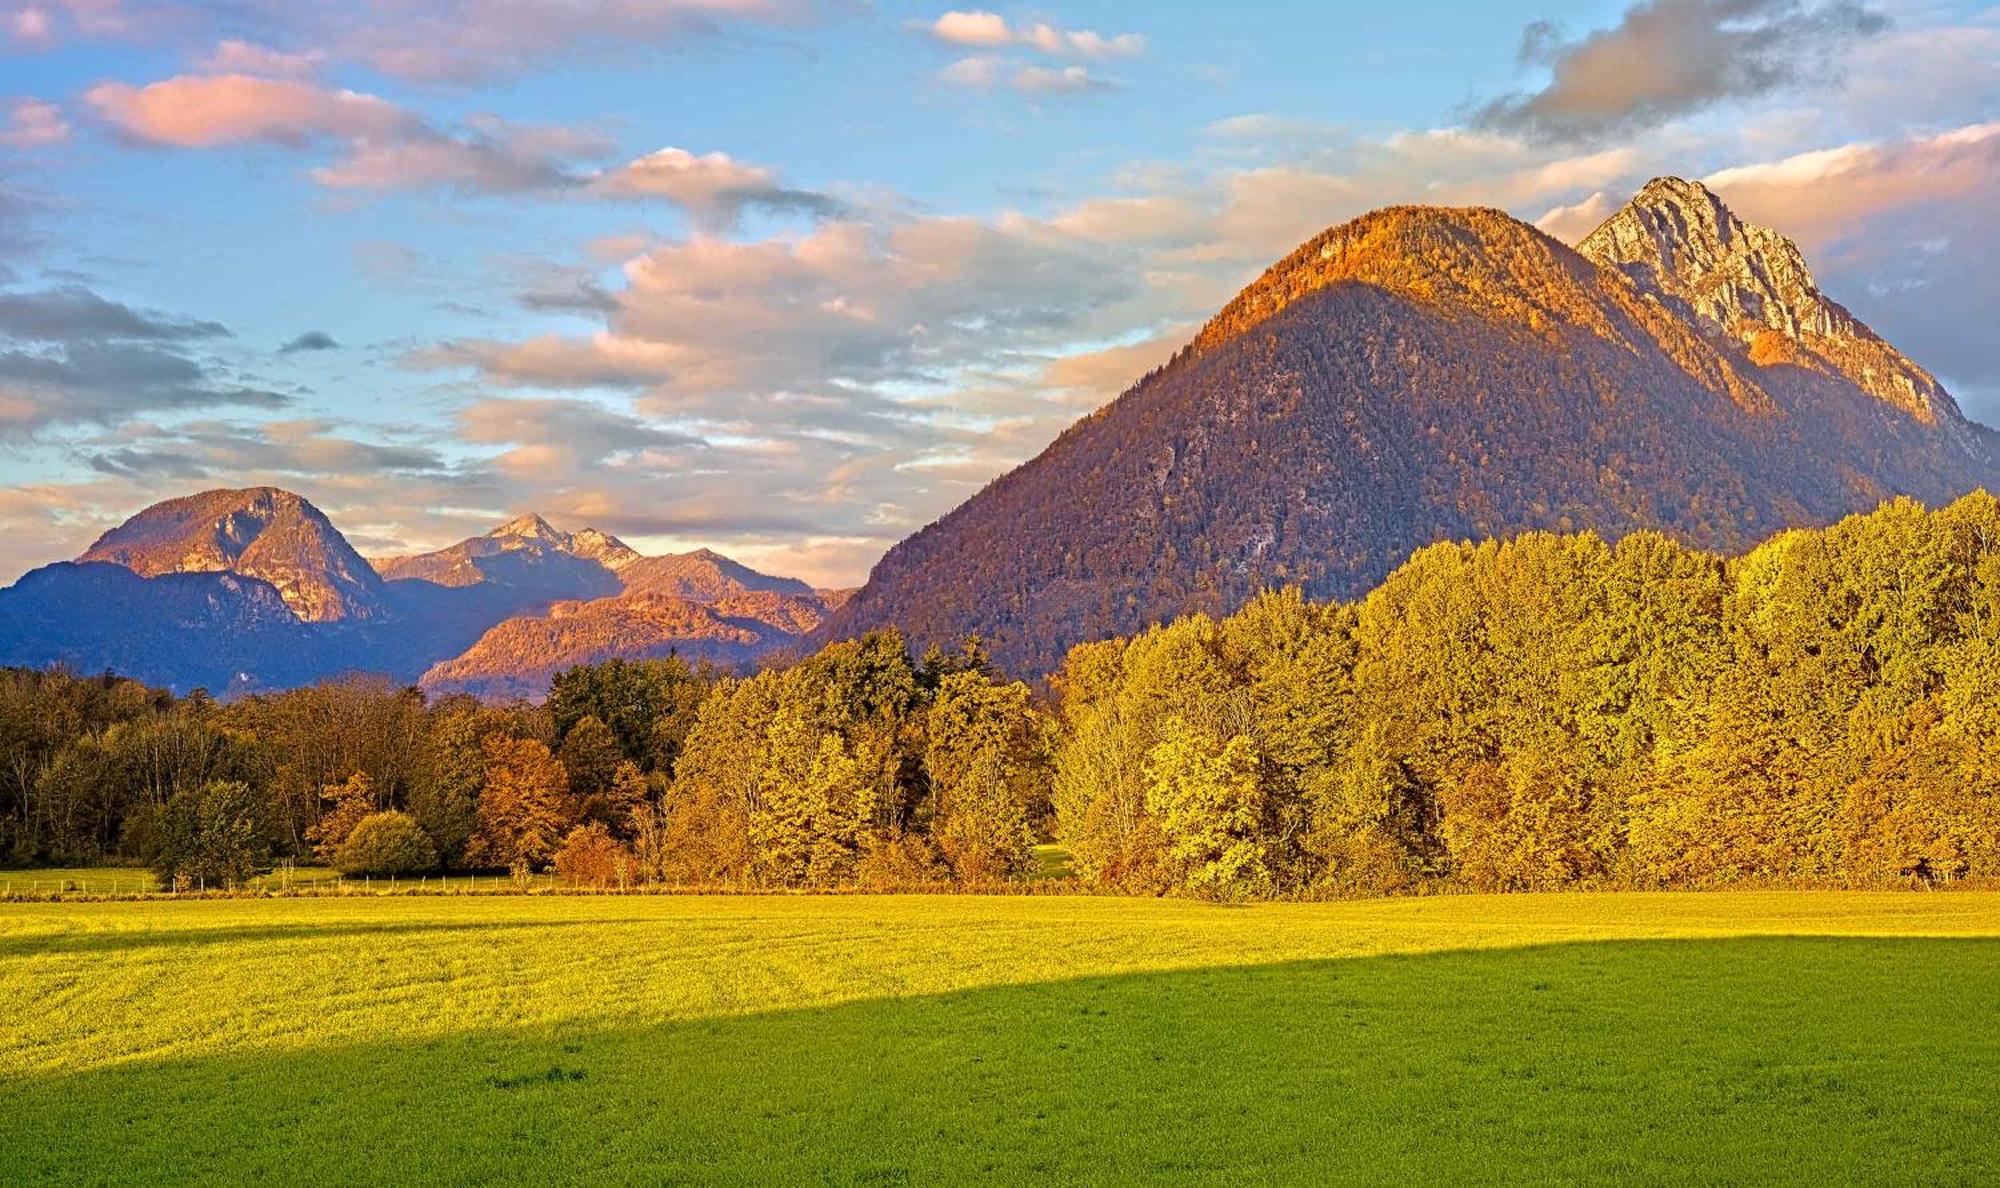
<box><xmin>278</xmin><ymin>330</ymin><xmax>339</xmax><ymax>353</ymax></box>
<box><xmin>455</xmin><ymin>396</ymin><xmax>706</xmax><ymax>477</ymax></box>
<box><xmin>1475</xmin><ymin>0</ymin><xmax>1889</xmax><ymax>142</ymax></box>
<box><xmin>81</xmin><ymin>418</ymin><xmax>447</xmax><ymax>481</ymax></box>
<box><xmin>1534</xmin><ymin>190</ymin><xmax>1622</xmax><ymax>242</ymax></box>
<box><xmin>0</xmin><ymin>283</ymin><xmax>282</xmax><ymax>435</ymax></box>
<box><xmin>937</xmin><ymin>55</ymin><xmax>1119</xmax><ymax>96</ymax></box>
<box><xmin>85</xmin><ymin>72</ymin><xmax>837</xmax><ymax>215</ymax></box>
<box><xmin>0</xmin><ymin>286</ymin><xmax>226</xmax><ymax>341</ymax></box>
<box><xmin>1011</xmin><ymin>64</ymin><xmax>1116</xmax><ymax>96</ymax></box>
<box><xmin>85</xmin><ymin>74</ymin><xmax>411</xmax><ymax>148</ymax></box>
<box><xmin>10</xmin><ymin>2</ymin><xmax>825</xmax><ymax>84</ymax></box>
<box><xmin>311</xmin><ymin>116</ymin><xmax>613</xmax><ymax>194</ymax></box>
<box><xmin>338</xmin><ymin>0</ymin><xmax>821</xmax><ymax>84</ymax></box>
<box><xmin>0</xmin><ymin>98</ymin><xmax>70</xmax><ymax>148</ymax></box>
<box><xmin>923</xmin><ymin>10</ymin><xmax>1144</xmax><ymax>59</ymax></box>
<box><xmin>0</xmin><ymin>342</ymin><xmax>286</xmax><ymax>436</ymax></box>
<box><xmin>4</xmin><ymin>5</ymin><xmax>54</xmax><ymax>46</ymax></box>
<box><xmin>198</xmin><ymin>39</ymin><xmax>325</xmax><ymax>78</ymax></box>
<box><xmin>592</xmin><ymin>147</ymin><xmax>841</xmax><ymax>231</ymax></box>
<box><xmin>86</xmin><ymin>72</ymin><xmax>618</xmax><ymax>196</ymax></box>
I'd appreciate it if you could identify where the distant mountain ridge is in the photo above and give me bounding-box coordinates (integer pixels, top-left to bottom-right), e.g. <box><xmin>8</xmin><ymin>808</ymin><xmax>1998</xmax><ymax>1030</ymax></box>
<box><xmin>374</xmin><ymin>513</ymin><xmax>640</xmax><ymax>597</ymax></box>
<box><xmin>819</xmin><ymin>178</ymin><xmax>2000</xmax><ymax>674</ymax></box>
<box><xmin>0</xmin><ymin>492</ymin><xmax>826</xmax><ymax>696</ymax></box>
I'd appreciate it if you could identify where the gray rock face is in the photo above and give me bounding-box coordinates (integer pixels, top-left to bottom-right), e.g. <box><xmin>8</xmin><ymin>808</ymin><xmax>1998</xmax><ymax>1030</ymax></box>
<box><xmin>1579</xmin><ymin>176</ymin><xmax>1953</xmax><ymax>424</ymax></box>
<box><xmin>1580</xmin><ymin>177</ymin><xmax>1842</xmax><ymax>339</ymax></box>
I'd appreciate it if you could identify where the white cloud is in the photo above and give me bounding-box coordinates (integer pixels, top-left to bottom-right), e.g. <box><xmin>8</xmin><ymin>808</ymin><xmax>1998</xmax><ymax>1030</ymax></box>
<box><xmin>924</xmin><ymin>10</ymin><xmax>1144</xmax><ymax>59</ymax></box>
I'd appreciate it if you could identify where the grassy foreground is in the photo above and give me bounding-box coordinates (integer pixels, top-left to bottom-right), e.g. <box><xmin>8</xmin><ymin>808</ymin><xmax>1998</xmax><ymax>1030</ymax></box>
<box><xmin>2</xmin><ymin>892</ymin><xmax>1997</xmax><ymax>1184</ymax></box>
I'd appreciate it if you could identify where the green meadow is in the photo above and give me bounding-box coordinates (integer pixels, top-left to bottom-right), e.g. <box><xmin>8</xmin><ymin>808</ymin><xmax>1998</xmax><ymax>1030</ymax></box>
<box><xmin>3</xmin><ymin>892</ymin><xmax>1997</xmax><ymax>1184</ymax></box>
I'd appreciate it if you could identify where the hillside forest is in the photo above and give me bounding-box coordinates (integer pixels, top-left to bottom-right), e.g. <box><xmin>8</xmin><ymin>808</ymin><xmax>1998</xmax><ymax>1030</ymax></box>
<box><xmin>5</xmin><ymin>493</ymin><xmax>2000</xmax><ymax>896</ymax></box>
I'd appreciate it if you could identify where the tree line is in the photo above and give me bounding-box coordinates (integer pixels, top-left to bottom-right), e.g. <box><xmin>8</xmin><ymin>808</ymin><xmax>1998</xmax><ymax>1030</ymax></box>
<box><xmin>0</xmin><ymin>637</ymin><xmax>1045</xmax><ymax>890</ymax></box>
<box><xmin>4</xmin><ymin>493</ymin><xmax>1999</xmax><ymax>894</ymax></box>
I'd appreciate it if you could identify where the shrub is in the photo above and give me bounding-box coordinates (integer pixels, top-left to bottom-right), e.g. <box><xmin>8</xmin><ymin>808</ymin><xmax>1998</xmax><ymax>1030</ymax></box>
<box><xmin>146</xmin><ymin>780</ymin><xmax>267</xmax><ymax>891</ymax></box>
<box><xmin>554</xmin><ymin>822</ymin><xmax>635</xmax><ymax>888</ymax></box>
<box><xmin>334</xmin><ymin>811</ymin><xmax>439</xmax><ymax>876</ymax></box>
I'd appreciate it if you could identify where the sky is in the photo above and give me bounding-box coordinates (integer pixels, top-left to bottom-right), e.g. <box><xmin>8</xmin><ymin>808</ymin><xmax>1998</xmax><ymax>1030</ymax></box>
<box><xmin>0</xmin><ymin>0</ymin><xmax>1995</xmax><ymax>587</ymax></box>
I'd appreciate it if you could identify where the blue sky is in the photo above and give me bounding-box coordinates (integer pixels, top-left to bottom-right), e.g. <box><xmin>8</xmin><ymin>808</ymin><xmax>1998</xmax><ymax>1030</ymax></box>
<box><xmin>1</xmin><ymin>0</ymin><xmax>1995</xmax><ymax>584</ymax></box>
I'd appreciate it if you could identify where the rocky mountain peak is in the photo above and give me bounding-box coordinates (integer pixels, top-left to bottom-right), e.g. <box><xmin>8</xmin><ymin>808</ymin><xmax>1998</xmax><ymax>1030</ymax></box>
<box><xmin>78</xmin><ymin>486</ymin><xmax>384</xmax><ymax>623</ymax></box>
<box><xmin>1579</xmin><ymin>176</ymin><xmax>1956</xmax><ymax>423</ymax></box>
<box><xmin>1579</xmin><ymin>176</ymin><xmax>1843</xmax><ymax>341</ymax></box>
<box><xmin>490</xmin><ymin>513</ymin><xmax>564</xmax><ymax>543</ymax></box>
<box><xmin>569</xmin><ymin>527</ymin><xmax>642</xmax><ymax>570</ymax></box>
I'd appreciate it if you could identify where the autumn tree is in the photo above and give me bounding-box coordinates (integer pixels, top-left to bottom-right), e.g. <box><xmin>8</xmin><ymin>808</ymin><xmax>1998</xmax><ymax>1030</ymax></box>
<box><xmin>466</xmin><ymin>735</ymin><xmax>568</xmax><ymax>871</ymax></box>
<box><xmin>1144</xmin><ymin>717</ymin><xmax>1272</xmax><ymax>897</ymax></box>
<box><xmin>305</xmin><ymin>772</ymin><xmax>377</xmax><ymax>864</ymax></box>
<box><xmin>924</xmin><ymin>671</ymin><xmax>1045</xmax><ymax>880</ymax></box>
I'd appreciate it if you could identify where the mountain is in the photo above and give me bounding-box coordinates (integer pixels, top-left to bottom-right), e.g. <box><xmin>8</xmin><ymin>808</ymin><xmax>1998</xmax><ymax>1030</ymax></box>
<box><xmin>620</xmin><ymin>548</ymin><xmax>818</xmax><ymax>600</ymax></box>
<box><xmin>820</xmin><ymin>179</ymin><xmax>2000</xmax><ymax>675</ymax></box>
<box><xmin>373</xmin><ymin>513</ymin><xmax>638</xmax><ymax>601</ymax></box>
<box><xmin>418</xmin><ymin>588</ymin><xmax>831</xmax><ymax>702</ymax></box>
<box><xmin>415</xmin><ymin>551</ymin><xmax>834</xmax><ymax>701</ymax></box>
<box><xmin>0</xmin><ymin>494</ymin><xmax>819</xmax><ymax>696</ymax></box>
<box><xmin>77</xmin><ymin>487</ymin><xmax>385</xmax><ymax>622</ymax></box>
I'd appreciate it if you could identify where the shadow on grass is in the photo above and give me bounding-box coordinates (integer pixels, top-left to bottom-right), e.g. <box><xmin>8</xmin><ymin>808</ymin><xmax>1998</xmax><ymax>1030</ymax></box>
<box><xmin>4</xmin><ymin>935</ymin><xmax>1997</xmax><ymax>1184</ymax></box>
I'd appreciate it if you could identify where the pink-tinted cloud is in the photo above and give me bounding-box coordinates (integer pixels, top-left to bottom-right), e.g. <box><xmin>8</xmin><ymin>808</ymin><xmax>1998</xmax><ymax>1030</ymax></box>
<box><xmin>1705</xmin><ymin>122</ymin><xmax>2000</xmax><ymax>249</ymax></box>
<box><xmin>85</xmin><ymin>72</ymin><xmax>614</xmax><ymax>195</ymax></box>
<box><xmin>593</xmin><ymin>146</ymin><xmax>839</xmax><ymax>229</ymax></box>
<box><xmin>84</xmin><ymin>74</ymin><xmax>409</xmax><ymax>147</ymax></box>
<box><xmin>923</xmin><ymin>10</ymin><xmax>1144</xmax><ymax>59</ymax></box>
<box><xmin>198</xmin><ymin>39</ymin><xmax>326</xmax><ymax>79</ymax></box>
<box><xmin>0</xmin><ymin>98</ymin><xmax>70</xmax><ymax>148</ymax></box>
<box><xmin>937</xmin><ymin>55</ymin><xmax>1118</xmax><ymax>97</ymax></box>
<box><xmin>5</xmin><ymin>5</ymin><xmax>54</xmax><ymax>45</ymax></box>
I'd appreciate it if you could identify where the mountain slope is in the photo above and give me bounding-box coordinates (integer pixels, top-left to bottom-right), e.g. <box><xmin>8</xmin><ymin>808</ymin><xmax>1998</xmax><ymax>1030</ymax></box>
<box><xmin>821</xmin><ymin>181</ymin><xmax>2000</xmax><ymax>675</ymax></box>
<box><xmin>374</xmin><ymin>513</ymin><xmax>636</xmax><ymax>601</ymax></box>
<box><xmin>77</xmin><ymin>487</ymin><xmax>385</xmax><ymax>622</ymax></box>
<box><xmin>418</xmin><ymin>589</ymin><xmax>829</xmax><ymax>702</ymax></box>
<box><xmin>619</xmin><ymin>548</ymin><xmax>818</xmax><ymax>600</ymax></box>
<box><xmin>415</xmin><ymin>552</ymin><xmax>830</xmax><ymax>701</ymax></box>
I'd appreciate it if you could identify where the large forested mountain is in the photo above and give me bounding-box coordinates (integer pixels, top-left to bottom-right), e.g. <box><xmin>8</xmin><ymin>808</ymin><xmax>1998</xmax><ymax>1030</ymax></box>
<box><xmin>0</xmin><ymin>490</ymin><xmax>824</xmax><ymax>696</ymax></box>
<box><xmin>821</xmin><ymin>179</ymin><xmax>2000</xmax><ymax>674</ymax></box>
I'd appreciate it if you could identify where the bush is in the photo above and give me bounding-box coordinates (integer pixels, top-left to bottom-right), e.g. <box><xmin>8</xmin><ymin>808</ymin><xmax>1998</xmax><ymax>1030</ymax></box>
<box><xmin>334</xmin><ymin>811</ymin><xmax>439</xmax><ymax>876</ymax></box>
<box><xmin>554</xmin><ymin>822</ymin><xmax>635</xmax><ymax>888</ymax></box>
<box><xmin>146</xmin><ymin>780</ymin><xmax>267</xmax><ymax>891</ymax></box>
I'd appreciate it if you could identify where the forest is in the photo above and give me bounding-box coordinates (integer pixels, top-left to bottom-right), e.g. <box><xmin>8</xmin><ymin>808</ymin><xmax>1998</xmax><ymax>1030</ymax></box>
<box><xmin>4</xmin><ymin>493</ymin><xmax>1999</xmax><ymax>896</ymax></box>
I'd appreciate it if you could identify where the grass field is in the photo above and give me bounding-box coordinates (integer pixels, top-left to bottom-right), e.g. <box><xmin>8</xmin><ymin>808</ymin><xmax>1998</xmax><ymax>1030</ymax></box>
<box><xmin>3</xmin><ymin>891</ymin><xmax>1997</xmax><ymax>1184</ymax></box>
